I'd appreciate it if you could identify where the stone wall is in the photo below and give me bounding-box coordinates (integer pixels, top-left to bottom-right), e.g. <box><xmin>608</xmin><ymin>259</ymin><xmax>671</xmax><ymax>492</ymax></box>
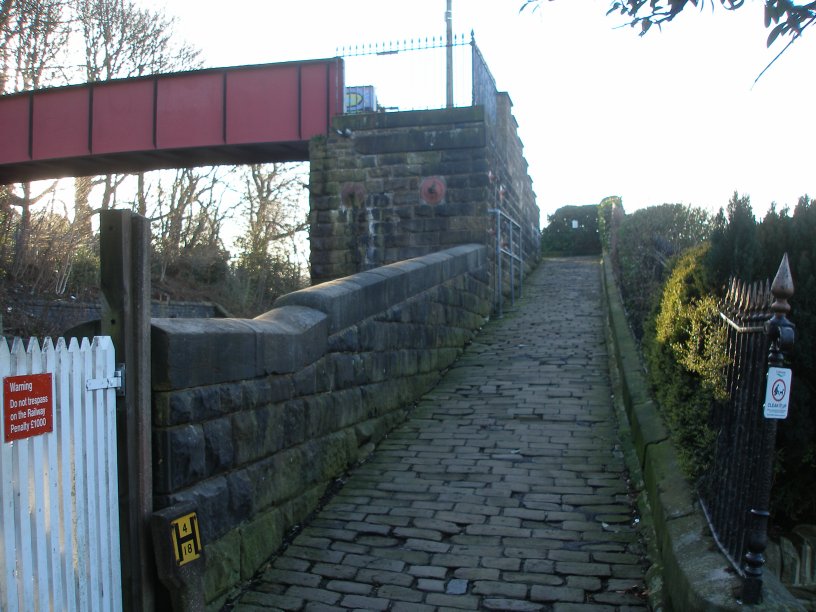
<box><xmin>150</xmin><ymin>244</ymin><xmax>491</xmax><ymax>608</ymax></box>
<box><xmin>488</xmin><ymin>93</ymin><xmax>538</xmax><ymax>252</ymax></box>
<box><xmin>308</xmin><ymin>103</ymin><xmax>539</xmax><ymax>288</ymax></box>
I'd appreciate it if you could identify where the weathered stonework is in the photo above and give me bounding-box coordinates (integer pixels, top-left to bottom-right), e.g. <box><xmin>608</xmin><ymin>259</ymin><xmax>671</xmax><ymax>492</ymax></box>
<box><xmin>308</xmin><ymin>105</ymin><xmax>539</xmax><ymax>287</ymax></box>
<box><xmin>151</xmin><ymin>245</ymin><xmax>491</xmax><ymax>608</ymax></box>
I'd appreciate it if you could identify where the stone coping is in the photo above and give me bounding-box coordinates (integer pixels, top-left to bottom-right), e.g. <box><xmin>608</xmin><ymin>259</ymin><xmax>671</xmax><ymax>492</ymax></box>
<box><xmin>151</xmin><ymin>244</ymin><xmax>486</xmax><ymax>390</ymax></box>
<box><xmin>601</xmin><ymin>254</ymin><xmax>803</xmax><ymax>611</ymax></box>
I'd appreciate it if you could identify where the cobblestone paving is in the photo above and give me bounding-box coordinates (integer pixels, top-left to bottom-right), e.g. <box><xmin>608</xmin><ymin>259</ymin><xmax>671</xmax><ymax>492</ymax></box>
<box><xmin>233</xmin><ymin>258</ymin><xmax>649</xmax><ymax>611</ymax></box>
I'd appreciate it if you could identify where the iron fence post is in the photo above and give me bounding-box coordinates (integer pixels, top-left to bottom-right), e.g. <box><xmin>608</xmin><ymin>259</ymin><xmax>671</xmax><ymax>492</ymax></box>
<box><xmin>741</xmin><ymin>253</ymin><xmax>795</xmax><ymax>605</ymax></box>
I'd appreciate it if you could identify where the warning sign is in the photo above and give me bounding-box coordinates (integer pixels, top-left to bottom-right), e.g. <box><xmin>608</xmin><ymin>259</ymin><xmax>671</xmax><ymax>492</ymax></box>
<box><xmin>4</xmin><ymin>373</ymin><xmax>53</xmax><ymax>443</ymax></box>
<box><xmin>170</xmin><ymin>511</ymin><xmax>202</xmax><ymax>566</ymax></box>
<box><xmin>764</xmin><ymin>367</ymin><xmax>792</xmax><ymax>420</ymax></box>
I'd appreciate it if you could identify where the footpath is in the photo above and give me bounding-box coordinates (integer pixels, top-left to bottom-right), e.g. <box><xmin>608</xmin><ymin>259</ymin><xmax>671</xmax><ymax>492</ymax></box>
<box><xmin>232</xmin><ymin>257</ymin><xmax>650</xmax><ymax>611</ymax></box>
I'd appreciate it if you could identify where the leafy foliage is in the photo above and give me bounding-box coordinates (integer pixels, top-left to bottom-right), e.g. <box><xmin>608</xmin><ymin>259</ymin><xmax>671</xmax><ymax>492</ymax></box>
<box><xmin>706</xmin><ymin>191</ymin><xmax>758</xmax><ymax>286</ymax></box>
<box><xmin>644</xmin><ymin>244</ymin><xmax>725</xmax><ymax>477</ymax></box>
<box><xmin>614</xmin><ymin>203</ymin><xmax>712</xmax><ymax>338</ymax></box>
<box><xmin>597</xmin><ymin>195</ymin><xmax>623</xmax><ymax>257</ymax></box>
<box><xmin>540</xmin><ymin>204</ymin><xmax>601</xmax><ymax>256</ymax></box>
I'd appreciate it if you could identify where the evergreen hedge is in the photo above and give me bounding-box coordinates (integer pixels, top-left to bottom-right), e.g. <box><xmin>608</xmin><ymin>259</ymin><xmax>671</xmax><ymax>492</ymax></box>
<box><xmin>601</xmin><ymin>194</ymin><xmax>816</xmax><ymax>527</ymax></box>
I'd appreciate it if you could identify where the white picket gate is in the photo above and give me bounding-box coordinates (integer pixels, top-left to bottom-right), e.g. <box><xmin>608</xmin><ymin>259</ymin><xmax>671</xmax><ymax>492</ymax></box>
<box><xmin>0</xmin><ymin>336</ymin><xmax>122</xmax><ymax>611</ymax></box>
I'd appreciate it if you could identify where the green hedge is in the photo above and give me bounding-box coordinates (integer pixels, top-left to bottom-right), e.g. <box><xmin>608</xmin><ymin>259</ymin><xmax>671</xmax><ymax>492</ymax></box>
<box><xmin>643</xmin><ymin>244</ymin><xmax>725</xmax><ymax>478</ymax></box>
<box><xmin>606</xmin><ymin>193</ymin><xmax>816</xmax><ymax>527</ymax></box>
<box><xmin>611</xmin><ymin>203</ymin><xmax>712</xmax><ymax>338</ymax></box>
<box><xmin>540</xmin><ymin>204</ymin><xmax>600</xmax><ymax>256</ymax></box>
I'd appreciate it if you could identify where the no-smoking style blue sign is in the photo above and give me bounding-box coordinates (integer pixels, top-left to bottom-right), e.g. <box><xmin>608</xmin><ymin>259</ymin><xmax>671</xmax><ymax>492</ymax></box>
<box><xmin>764</xmin><ymin>367</ymin><xmax>792</xmax><ymax>419</ymax></box>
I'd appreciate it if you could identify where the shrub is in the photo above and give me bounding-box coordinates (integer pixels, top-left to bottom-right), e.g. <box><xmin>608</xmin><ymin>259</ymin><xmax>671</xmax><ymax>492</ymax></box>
<box><xmin>644</xmin><ymin>244</ymin><xmax>725</xmax><ymax>478</ymax></box>
<box><xmin>635</xmin><ymin>196</ymin><xmax>816</xmax><ymax>527</ymax></box>
<box><xmin>540</xmin><ymin>204</ymin><xmax>600</xmax><ymax>256</ymax></box>
<box><xmin>598</xmin><ymin>196</ymin><xmax>623</xmax><ymax>259</ymax></box>
<box><xmin>614</xmin><ymin>203</ymin><xmax>712</xmax><ymax>338</ymax></box>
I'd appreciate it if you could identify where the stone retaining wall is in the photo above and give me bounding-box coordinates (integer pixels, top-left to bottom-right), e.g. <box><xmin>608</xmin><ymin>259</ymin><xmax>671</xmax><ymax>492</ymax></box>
<box><xmin>150</xmin><ymin>244</ymin><xmax>491</xmax><ymax>608</ymax></box>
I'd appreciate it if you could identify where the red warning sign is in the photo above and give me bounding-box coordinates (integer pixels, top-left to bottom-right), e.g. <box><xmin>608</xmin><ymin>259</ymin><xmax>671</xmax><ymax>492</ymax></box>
<box><xmin>4</xmin><ymin>373</ymin><xmax>53</xmax><ymax>442</ymax></box>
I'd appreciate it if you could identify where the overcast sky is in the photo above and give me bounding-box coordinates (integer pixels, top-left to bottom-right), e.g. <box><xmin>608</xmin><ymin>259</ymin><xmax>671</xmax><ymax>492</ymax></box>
<box><xmin>140</xmin><ymin>0</ymin><xmax>816</xmax><ymax>225</ymax></box>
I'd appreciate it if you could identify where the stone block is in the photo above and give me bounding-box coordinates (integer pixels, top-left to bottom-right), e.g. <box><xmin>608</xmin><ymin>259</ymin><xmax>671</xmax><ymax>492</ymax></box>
<box><xmin>240</xmin><ymin>507</ymin><xmax>284</xmax><ymax>581</ymax></box>
<box><xmin>330</xmin><ymin>353</ymin><xmax>362</xmax><ymax>389</ymax></box>
<box><xmin>231</xmin><ymin>404</ymin><xmax>286</xmax><ymax>466</ymax></box>
<box><xmin>305</xmin><ymin>394</ymin><xmax>339</xmax><ymax>438</ymax></box>
<box><xmin>203</xmin><ymin>417</ymin><xmax>234</xmax><ymax>475</ymax></box>
<box><xmin>216</xmin><ymin>383</ymin><xmax>241</xmax><ymax>413</ymax></box>
<box><xmin>203</xmin><ymin>528</ymin><xmax>241</xmax><ymax>606</ymax></box>
<box><xmin>293</xmin><ymin>362</ymin><xmax>318</xmax><ymax>396</ymax></box>
<box><xmin>152</xmin><ymin>306</ymin><xmax>328</xmax><ymax>390</ymax></box>
<box><xmin>354</xmin><ymin>125</ymin><xmax>486</xmax><ymax>155</ymax></box>
<box><xmin>359</xmin><ymin>321</ymin><xmax>398</xmax><ymax>352</ymax></box>
<box><xmin>154</xmin><ymin>424</ymin><xmax>206</xmax><ymax>494</ymax></box>
<box><xmin>151</xmin><ymin>319</ymin><xmax>261</xmax><ymax>390</ymax></box>
<box><xmin>241</xmin><ymin>376</ymin><xmax>293</xmax><ymax>410</ymax></box>
<box><xmin>226</xmin><ymin>469</ymin><xmax>254</xmax><ymax>521</ymax></box>
<box><xmin>282</xmin><ymin>400</ymin><xmax>306</xmax><ymax>447</ymax></box>
<box><xmin>153</xmin><ymin>385</ymin><xmax>223</xmax><ymax>427</ymax></box>
<box><xmin>252</xmin><ymin>306</ymin><xmax>330</xmax><ymax>373</ymax></box>
<box><xmin>275</xmin><ymin>277</ymin><xmax>372</xmax><ymax>335</ymax></box>
<box><xmin>236</xmin><ymin>459</ymin><xmax>270</xmax><ymax>513</ymax></box>
<box><xmin>642</xmin><ymin>440</ymin><xmax>696</xmax><ymax>540</ymax></box>
<box><xmin>274</xmin><ymin>447</ymin><xmax>308</xmax><ymax>502</ymax></box>
<box><xmin>189</xmin><ymin>476</ymin><xmax>232</xmax><ymax>543</ymax></box>
<box><xmin>407</xmin><ymin>151</ymin><xmax>442</xmax><ymax>165</ymax></box>
<box><xmin>334</xmin><ymin>388</ymin><xmax>368</xmax><ymax>429</ymax></box>
<box><xmin>312</xmin><ymin>431</ymin><xmax>355</xmax><ymax>483</ymax></box>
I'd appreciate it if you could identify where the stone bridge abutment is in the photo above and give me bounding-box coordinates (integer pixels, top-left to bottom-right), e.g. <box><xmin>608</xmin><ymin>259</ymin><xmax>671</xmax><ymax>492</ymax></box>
<box><xmin>308</xmin><ymin>100</ymin><xmax>540</xmax><ymax>288</ymax></box>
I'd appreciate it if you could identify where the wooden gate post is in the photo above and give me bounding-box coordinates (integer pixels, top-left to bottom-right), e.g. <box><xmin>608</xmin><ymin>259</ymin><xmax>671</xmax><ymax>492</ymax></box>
<box><xmin>100</xmin><ymin>210</ymin><xmax>154</xmax><ymax>612</ymax></box>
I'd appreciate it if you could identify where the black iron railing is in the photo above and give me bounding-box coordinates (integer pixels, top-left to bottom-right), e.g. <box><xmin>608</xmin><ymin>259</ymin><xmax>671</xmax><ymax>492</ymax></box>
<box><xmin>698</xmin><ymin>254</ymin><xmax>795</xmax><ymax>603</ymax></box>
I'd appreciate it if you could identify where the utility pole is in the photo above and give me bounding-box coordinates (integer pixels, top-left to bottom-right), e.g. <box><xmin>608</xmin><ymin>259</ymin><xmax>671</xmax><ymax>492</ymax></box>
<box><xmin>446</xmin><ymin>0</ymin><xmax>453</xmax><ymax>108</ymax></box>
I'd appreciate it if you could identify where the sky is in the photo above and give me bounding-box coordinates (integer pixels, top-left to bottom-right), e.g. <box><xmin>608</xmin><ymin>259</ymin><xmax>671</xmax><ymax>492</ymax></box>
<box><xmin>138</xmin><ymin>0</ymin><xmax>816</xmax><ymax>226</ymax></box>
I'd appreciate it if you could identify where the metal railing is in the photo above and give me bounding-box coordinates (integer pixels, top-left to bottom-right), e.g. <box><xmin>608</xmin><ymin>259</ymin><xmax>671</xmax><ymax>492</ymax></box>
<box><xmin>489</xmin><ymin>208</ymin><xmax>523</xmax><ymax>317</ymax></box>
<box><xmin>336</xmin><ymin>32</ymin><xmax>491</xmax><ymax>114</ymax></box>
<box><xmin>698</xmin><ymin>254</ymin><xmax>795</xmax><ymax>603</ymax></box>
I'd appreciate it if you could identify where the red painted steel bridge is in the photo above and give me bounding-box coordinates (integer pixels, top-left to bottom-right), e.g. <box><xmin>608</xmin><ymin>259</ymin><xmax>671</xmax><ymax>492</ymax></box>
<box><xmin>0</xmin><ymin>58</ymin><xmax>344</xmax><ymax>184</ymax></box>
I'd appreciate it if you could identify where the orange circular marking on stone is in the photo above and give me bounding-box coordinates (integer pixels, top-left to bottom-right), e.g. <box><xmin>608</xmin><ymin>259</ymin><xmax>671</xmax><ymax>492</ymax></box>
<box><xmin>420</xmin><ymin>176</ymin><xmax>446</xmax><ymax>205</ymax></box>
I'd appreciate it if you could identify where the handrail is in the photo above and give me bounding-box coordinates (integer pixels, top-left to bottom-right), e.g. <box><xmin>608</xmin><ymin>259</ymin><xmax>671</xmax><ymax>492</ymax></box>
<box><xmin>488</xmin><ymin>208</ymin><xmax>523</xmax><ymax>317</ymax></box>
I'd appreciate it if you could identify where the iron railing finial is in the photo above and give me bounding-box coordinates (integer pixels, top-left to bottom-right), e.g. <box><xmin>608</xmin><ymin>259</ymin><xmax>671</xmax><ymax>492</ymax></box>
<box><xmin>771</xmin><ymin>252</ymin><xmax>794</xmax><ymax>315</ymax></box>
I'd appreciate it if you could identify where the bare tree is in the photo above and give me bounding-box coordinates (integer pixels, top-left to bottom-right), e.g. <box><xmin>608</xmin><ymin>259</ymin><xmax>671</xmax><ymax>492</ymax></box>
<box><xmin>73</xmin><ymin>0</ymin><xmax>199</xmax><ymax>81</ymax></box>
<box><xmin>240</xmin><ymin>165</ymin><xmax>308</xmax><ymax>260</ymax></box>
<box><xmin>233</xmin><ymin>163</ymin><xmax>309</xmax><ymax>313</ymax></box>
<box><xmin>70</xmin><ymin>0</ymin><xmax>202</xmax><ymax>243</ymax></box>
<box><xmin>4</xmin><ymin>0</ymin><xmax>69</xmax><ymax>91</ymax></box>
<box><xmin>0</xmin><ymin>0</ymin><xmax>69</xmax><ymax>277</ymax></box>
<box><xmin>151</xmin><ymin>167</ymin><xmax>231</xmax><ymax>284</ymax></box>
<box><xmin>0</xmin><ymin>0</ymin><xmax>16</xmax><ymax>92</ymax></box>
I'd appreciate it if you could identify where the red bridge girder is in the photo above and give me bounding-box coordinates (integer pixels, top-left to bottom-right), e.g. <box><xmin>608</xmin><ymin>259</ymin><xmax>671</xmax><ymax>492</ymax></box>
<box><xmin>0</xmin><ymin>58</ymin><xmax>344</xmax><ymax>184</ymax></box>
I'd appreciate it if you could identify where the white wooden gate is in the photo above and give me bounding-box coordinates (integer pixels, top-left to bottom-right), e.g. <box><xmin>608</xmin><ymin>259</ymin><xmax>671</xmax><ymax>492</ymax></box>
<box><xmin>0</xmin><ymin>336</ymin><xmax>122</xmax><ymax>611</ymax></box>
